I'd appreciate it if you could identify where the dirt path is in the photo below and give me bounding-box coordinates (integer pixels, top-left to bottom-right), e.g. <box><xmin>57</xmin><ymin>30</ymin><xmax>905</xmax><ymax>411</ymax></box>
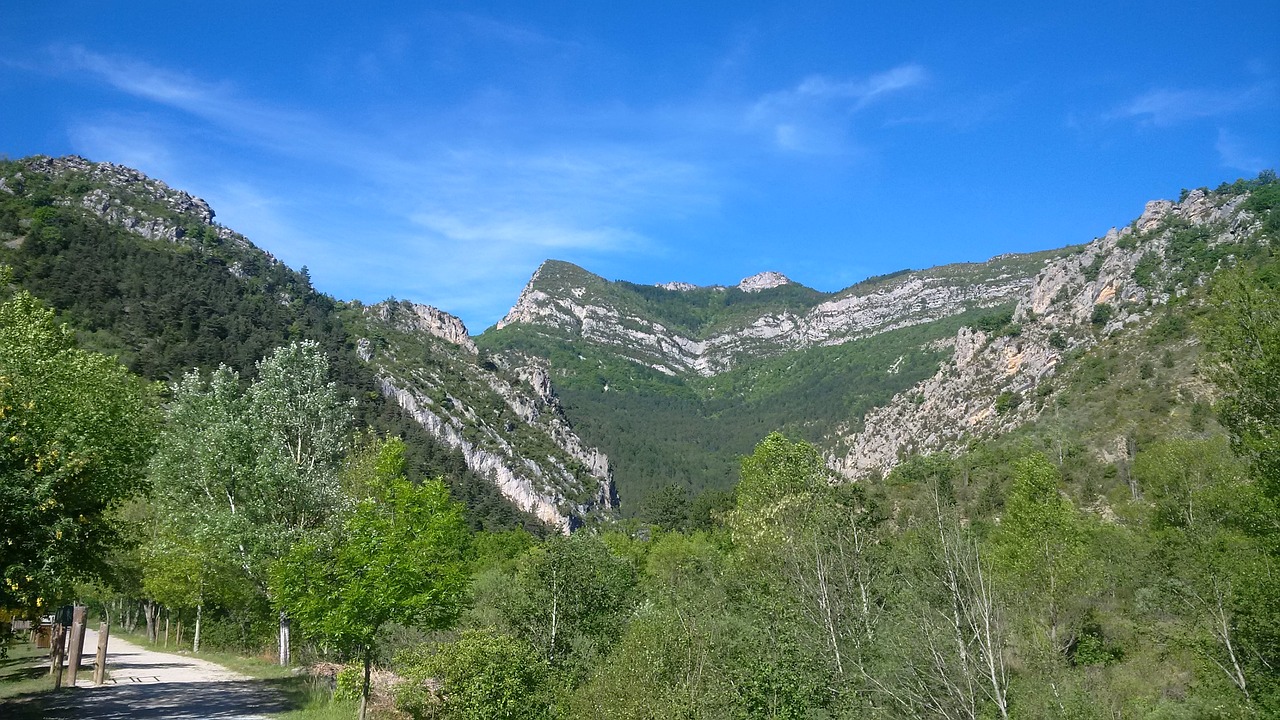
<box><xmin>13</xmin><ymin>630</ymin><xmax>300</xmax><ymax>719</ymax></box>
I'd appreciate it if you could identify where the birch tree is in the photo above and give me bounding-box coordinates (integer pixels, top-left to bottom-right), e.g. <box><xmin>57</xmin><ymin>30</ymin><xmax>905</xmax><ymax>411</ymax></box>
<box><xmin>871</xmin><ymin>488</ymin><xmax>1010</xmax><ymax>720</ymax></box>
<box><xmin>991</xmin><ymin>453</ymin><xmax>1091</xmax><ymax>658</ymax></box>
<box><xmin>1136</xmin><ymin>437</ymin><xmax>1271</xmax><ymax>705</ymax></box>
<box><xmin>147</xmin><ymin>340</ymin><xmax>351</xmax><ymax>661</ymax></box>
<box><xmin>727</xmin><ymin>432</ymin><xmax>887</xmax><ymax>714</ymax></box>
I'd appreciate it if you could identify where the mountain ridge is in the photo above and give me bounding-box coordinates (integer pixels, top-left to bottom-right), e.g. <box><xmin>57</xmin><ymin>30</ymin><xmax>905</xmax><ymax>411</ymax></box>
<box><xmin>3</xmin><ymin>153</ymin><xmax>1274</xmax><ymax>521</ymax></box>
<box><xmin>479</xmin><ymin>177</ymin><xmax>1276</xmax><ymax>508</ymax></box>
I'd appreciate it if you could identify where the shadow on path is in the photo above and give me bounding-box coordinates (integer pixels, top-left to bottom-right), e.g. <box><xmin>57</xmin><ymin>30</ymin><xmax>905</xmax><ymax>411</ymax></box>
<box><xmin>2</xmin><ymin>677</ymin><xmax>304</xmax><ymax>720</ymax></box>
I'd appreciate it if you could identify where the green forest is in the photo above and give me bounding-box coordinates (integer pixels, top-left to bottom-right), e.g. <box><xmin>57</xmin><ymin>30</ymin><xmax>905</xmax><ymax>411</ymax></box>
<box><xmin>2</xmin><ymin>253</ymin><xmax>1279</xmax><ymax>719</ymax></box>
<box><xmin>1</xmin><ymin>160</ymin><xmax>1279</xmax><ymax>719</ymax></box>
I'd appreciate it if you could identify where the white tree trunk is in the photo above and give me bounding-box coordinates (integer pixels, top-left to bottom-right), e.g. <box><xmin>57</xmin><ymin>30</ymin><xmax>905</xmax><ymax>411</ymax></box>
<box><xmin>278</xmin><ymin>613</ymin><xmax>291</xmax><ymax>666</ymax></box>
<box><xmin>193</xmin><ymin>604</ymin><xmax>202</xmax><ymax>654</ymax></box>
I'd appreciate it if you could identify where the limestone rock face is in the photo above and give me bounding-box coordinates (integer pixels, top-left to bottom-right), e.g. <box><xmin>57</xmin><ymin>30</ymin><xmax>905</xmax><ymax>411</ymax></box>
<box><xmin>369</xmin><ymin>300</ymin><xmax>477</xmax><ymax>353</ymax></box>
<box><xmin>496</xmin><ymin>257</ymin><xmax>1042</xmax><ymax>377</ymax></box>
<box><xmin>830</xmin><ymin>185</ymin><xmax>1263</xmax><ymax>478</ymax></box>
<box><xmin>358</xmin><ymin>302</ymin><xmax>617</xmax><ymax>530</ymax></box>
<box><xmin>8</xmin><ymin>155</ymin><xmax>276</xmax><ymax>272</ymax></box>
<box><xmin>656</xmin><ymin>281</ymin><xmax>700</xmax><ymax>292</ymax></box>
<box><xmin>379</xmin><ymin>378</ymin><xmax>574</xmax><ymax>528</ymax></box>
<box><xmin>738</xmin><ymin>271</ymin><xmax>791</xmax><ymax>292</ymax></box>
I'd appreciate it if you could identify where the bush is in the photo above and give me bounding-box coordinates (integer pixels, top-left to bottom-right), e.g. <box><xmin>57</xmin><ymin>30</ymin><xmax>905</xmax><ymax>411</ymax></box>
<box><xmin>396</xmin><ymin>629</ymin><xmax>552</xmax><ymax>720</ymax></box>
<box><xmin>1132</xmin><ymin>252</ymin><xmax>1160</xmax><ymax>290</ymax></box>
<box><xmin>1091</xmin><ymin>303</ymin><xmax>1115</xmax><ymax>327</ymax></box>
<box><xmin>995</xmin><ymin>391</ymin><xmax>1022</xmax><ymax>415</ymax></box>
<box><xmin>1081</xmin><ymin>258</ymin><xmax>1102</xmax><ymax>282</ymax></box>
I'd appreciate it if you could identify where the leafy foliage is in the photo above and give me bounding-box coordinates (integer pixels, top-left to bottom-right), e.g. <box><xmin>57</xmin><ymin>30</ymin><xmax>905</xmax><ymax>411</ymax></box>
<box><xmin>273</xmin><ymin>437</ymin><xmax>469</xmax><ymax>715</ymax></box>
<box><xmin>485</xmin><ymin>306</ymin><xmax>989</xmax><ymax>512</ymax></box>
<box><xmin>148</xmin><ymin>341</ymin><xmax>352</xmax><ymax>588</ymax></box>
<box><xmin>273</xmin><ymin>439</ymin><xmax>468</xmax><ymax>649</ymax></box>
<box><xmin>0</xmin><ymin>277</ymin><xmax>159</xmax><ymax>610</ymax></box>
<box><xmin>397</xmin><ymin>629</ymin><xmax>551</xmax><ymax>720</ymax></box>
<box><xmin>0</xmin><ymin>158</ymin><xmax>542</xmax><ymax>535</ymax></box>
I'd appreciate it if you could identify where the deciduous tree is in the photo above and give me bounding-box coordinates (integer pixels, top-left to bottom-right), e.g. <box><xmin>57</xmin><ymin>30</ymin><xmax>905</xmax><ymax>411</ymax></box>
<box><xmin>0</xmin><ymin>274</ymin><xmax>158</xmax><ymax>610</ymax></box>
<box><xmin>273</xmin><ymin>437</ymin><xmax>469</xmax><ymax>720</ymax></box>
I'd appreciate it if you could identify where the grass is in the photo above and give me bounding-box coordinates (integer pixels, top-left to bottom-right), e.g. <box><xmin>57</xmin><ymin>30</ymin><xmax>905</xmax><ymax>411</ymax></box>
<box><xmin>272</xmin><ymin>696</ymin><xmax>361</xmax><ymax>719</ymax></box>
<box><xmin>0</xmin><ymin>637</ymin><xmax>101</xmax><ymax>698</ymax></box>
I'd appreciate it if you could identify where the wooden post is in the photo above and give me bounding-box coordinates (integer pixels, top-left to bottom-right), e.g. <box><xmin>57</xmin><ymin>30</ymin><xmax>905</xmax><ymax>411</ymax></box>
<box><xmin>164</xmin><ymin>614</ymin><xmax>169</xmax><ymax>648</ymax></box>
<box><xmin>66</xmin><ymin>606</ymin><xmax>87</xmax><ymax>687</ymax></box>
<box><xmin>50</xmin><ymin>622</ymin><xmax>65</xmax><ymax>681</ymax></box>
<box><xmin>49</xmin><ymin>623</ymin><xmax>65</xmax><ymax>681</ymax></box>
<box><xmin>93</xmin><ymin>622</ymin><xmax>110</xmax><ymax>686</ymax></box>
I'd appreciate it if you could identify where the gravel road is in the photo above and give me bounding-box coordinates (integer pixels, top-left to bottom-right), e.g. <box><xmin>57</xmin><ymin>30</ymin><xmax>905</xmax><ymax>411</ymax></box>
<box><xmin>11</xmin><ymin>629</ymin><xmax>300</xmax><ymax>720</ymax></box>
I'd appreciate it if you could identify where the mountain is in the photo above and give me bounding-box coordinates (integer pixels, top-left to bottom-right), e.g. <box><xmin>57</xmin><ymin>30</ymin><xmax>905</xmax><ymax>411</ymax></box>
<box><xmin>491</xmin><ymin>250</ymin><xmax>1061</xmax><ymax>376</ymax></box>
<box><xmin>3</xmin><ymin>153</ymin><xmax>1275</xmax><ymax>524</ymax></box>
<box><xmin>480</xmin><ymin>179</ymin><xmax>1277</xmax><ymax>512</ymax></box>
<box><xmin>0</xmin><ymin>155</ymin><xmax>608</xmax><ymax>531</ymax></box>
<box><xmin>347</xmin><ymin>299</ymin><xmax>616</xmax><ymax>528</ymax></box>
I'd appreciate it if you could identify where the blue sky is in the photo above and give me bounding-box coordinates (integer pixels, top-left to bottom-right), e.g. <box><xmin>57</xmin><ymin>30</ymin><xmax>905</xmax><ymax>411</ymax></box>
<box><xmin>2</xmin><ymin>2</ymin><xmax>1276</xmax><ymax>332</ymax></box>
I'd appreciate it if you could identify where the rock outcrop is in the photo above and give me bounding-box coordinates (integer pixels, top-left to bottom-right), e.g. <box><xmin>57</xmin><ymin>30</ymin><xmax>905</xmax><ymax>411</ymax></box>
<box><xmin>656</xmin><ymin>281</ymin><xmax>700</xmax><ymax>292</ymax></box>
<box><xmin>495</xmin><ymin>256</ymin><xmax>1049</xmax><ymax>376</ymax></box>
<box><xmin>830</xmin><ymin>185</ymin><xmax>1264</xmax><ymax>477</ymax></box>
<box><xmin>369</xmin><ymin>300</ymin><xmax>478</xmax><ymax>353</ymax></box>
<box><xmin>358</xmin><ymin>304</ymin><xmax>616</xmax><ymax>530</ymax></box>
<box><xmin>738</xmin><ymin>271</ymin><xmax>792</xmax><ymax>292</ymax></box>
<box><xmin>7</xmin><ymin>155</ymin><xmax>276</xmax><ymax>270</ymax></box>
<box><xmin>380</xmin><ymin>378</ymin><xmax>577</xmax><ymax>528</ymax></box>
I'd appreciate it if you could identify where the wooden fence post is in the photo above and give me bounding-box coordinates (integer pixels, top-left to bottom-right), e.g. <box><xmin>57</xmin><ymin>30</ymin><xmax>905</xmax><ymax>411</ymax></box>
<box><xmin>66</xmin><ymin>606</ymin><xmax>87</xmax><ymax>687</ymax></box>
<box><xmin>93</xmin><ymin>622</ymin><xmax>110</xmax><ymax>686</ymax></box>
<box><xmin>50</xmin><ymin>624</ymin><xmax>65</xmax><ymax>688</ymax></box>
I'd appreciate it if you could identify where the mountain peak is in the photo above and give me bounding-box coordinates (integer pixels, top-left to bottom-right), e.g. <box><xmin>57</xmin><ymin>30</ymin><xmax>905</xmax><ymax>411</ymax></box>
<box><xmin>495</xmin><ymin>259</ymin><xmax>608</xmax><ymax>330</ymax></box>
<box><xmin>738</xmin><ymin>271</ymin><xmax>792</xmax><ymax>292</ymax></box>
<box><xmin>656</xmin><ymin>281</ymin><xmax>700</xmax><ymax>292</ymax></box>
<box><xmin>368</xmin><ymin>300</ymin><xmax>476</xmax><ymax>353</ymax></box>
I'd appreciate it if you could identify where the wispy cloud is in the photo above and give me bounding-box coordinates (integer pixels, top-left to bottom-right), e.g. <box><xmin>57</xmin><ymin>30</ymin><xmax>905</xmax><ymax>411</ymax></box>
<box><xmin>450</xmin><ymin>12</ymin><xmax>583</xmax><ymax>53</ymax></box>
<box><xmin>1215</xmin><ymin>128</ymin><xmax>1270</xmax><ymax>173</ymax></box>
<box><xmin>1110</xmin><ymin>84</ymin><xmax>1269</xmax><ymax>126</ymax></box>
<box><xmin>66</xmin><ymin>116</ymin><xmax>181</xmax><ymax>179</ymax></box>
<box><xmin>52</xmin><ymin>45</ymin><xmax>404</xmax><ymax>174</ymax></box>
<box><xmin>57</xmin><ymin>45</ymin><xmax>233</xmax><ymax>110</ymax></box>
<box><xmin>748</xmin><ymin>64</ymin><xmax>927</xmax><ymax>152</ymax></box>
<box><xmin>39</xmin><ymin>43</ymin><xmax>931</xmax><ymax>326</ymax></box>
<box><xmin>48</xmin><ymin>45</ymin><xmax>712</xmax><ymax>328</ymax></box>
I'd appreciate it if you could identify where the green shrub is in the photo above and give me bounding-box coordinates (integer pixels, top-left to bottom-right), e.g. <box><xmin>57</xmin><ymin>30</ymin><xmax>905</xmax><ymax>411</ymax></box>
<box><xmin>995</xmin><ymin>391</ymin><xmax>1022</xmax><ymax>415</ymax></box>
<box><xmin>1091</xmin><ymin>303</ymin><xmax>1115</xmax><ymax>327</ymax></box>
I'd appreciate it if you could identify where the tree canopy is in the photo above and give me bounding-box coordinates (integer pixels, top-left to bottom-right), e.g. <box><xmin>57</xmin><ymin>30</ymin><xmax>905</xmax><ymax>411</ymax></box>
<box><xmin>0</xmin><ymin>273</ymin><xmax>158</xmax><ymax>610</ymax></box>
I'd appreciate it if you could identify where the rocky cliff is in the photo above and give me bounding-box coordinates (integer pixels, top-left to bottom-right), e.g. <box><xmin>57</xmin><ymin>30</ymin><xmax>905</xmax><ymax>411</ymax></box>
<box><xmin>831</xmin><ymin>185</ymin><xmax>1267</xmax><ymax>477</ymax></box>
<box><xmin>493</xmin><ymin>252</ymin><xmax>1058</xmax><ymax>377</ymax></box>
<box><xmin>356</xmin><ymin>300</ymin><xmax>617</xmax><ymax>530</ymax></box>
<box><xmin>1</xmin><ymin>154</ymin><xmax>616</xmax><ymax>529</ymax></box>
<box><xmin>2</xmin><ymin>155</ymin><xmax>271</xmax><ymax>261</ymax></box>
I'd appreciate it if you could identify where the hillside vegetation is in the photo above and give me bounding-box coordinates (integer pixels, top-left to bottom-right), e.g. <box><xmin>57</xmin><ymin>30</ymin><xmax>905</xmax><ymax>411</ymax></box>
<box><xmin>2</xmin><ymin>156</ymin><xmax>1277</xmax><ymax>719</ymax></box>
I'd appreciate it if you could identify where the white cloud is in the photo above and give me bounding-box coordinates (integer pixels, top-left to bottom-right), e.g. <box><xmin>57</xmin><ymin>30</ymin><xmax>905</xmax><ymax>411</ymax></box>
<box><xmin>1215</xmin><ymin>128</ymin><xmax>1270</xmax><ymax>173</ymax></box>
<box><xmin>47</xmin><ymin>45</ymin><xmax>715</xmax><ymax>328</ymax></box>
<box><xmin>66</xmin><ymin>117</ymin><xmax>180</xmax><ymax>179</ymax></box>
<box><xmin>39</xmin><ymin>44</ymin><xmax>928</xmax><ymax>327</ymax></box>
<box><xmin>748</xmin><ymin>64</ymin><xmax>927</xmax><ymax>152</ymax></box>
<box><xmin>1110</xmin><ymin>85</ymin><xmax>1268</xmax><ymax>126</ymax></box>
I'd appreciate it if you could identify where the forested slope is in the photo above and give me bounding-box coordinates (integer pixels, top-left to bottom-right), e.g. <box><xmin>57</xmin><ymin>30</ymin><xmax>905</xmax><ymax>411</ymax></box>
<box><xmin>0</xmin><ymin>156</ymin><xmax>542</xmax><ymax>532</ymax></box>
